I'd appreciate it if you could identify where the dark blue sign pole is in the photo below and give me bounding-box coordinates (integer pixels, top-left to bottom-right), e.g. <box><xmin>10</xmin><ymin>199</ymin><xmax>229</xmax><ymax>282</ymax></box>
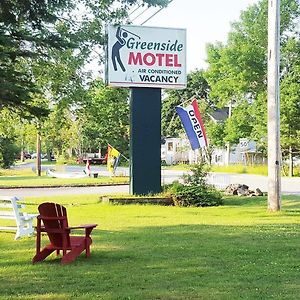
<box><xmin>130</xmin><ymin>88</ymin><xmax>161</xmax><ymax>195</ymax></box>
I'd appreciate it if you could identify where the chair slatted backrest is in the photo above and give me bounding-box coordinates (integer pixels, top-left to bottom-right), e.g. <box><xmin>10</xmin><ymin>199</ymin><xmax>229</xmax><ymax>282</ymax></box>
<box><xmin>38</xmin><ymin>202</ymin><xmax>71</xmax><ymax>248</ymax></box>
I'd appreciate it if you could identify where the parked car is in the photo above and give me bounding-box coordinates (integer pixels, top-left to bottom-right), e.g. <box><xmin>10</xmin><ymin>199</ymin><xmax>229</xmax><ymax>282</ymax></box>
<box><xmin>31</xmin><ymin>153</ymin><xmax>38</xmax><ymax>159</ymax></box>
<box><xmin>31</xmin><ymin>153</ymin><xmax>47</xmax><ymax>159</ymax></box>
<box><xmin>23</xmin><ymin>152</ymin><xmax>32</xmax><ymax>159</ymax></box>
<box><xmin>16</xmin><ymin>152</ymin><xmax>32</xmax><ymax>160</ymax></box>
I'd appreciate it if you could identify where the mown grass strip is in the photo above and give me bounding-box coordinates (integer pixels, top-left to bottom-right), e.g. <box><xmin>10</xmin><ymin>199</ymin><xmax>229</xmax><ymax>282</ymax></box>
<box><xmin>0</xmin><ymin>175</ymin><xmax>128</xmax><ymax>188</ymax></box>
<box><xmin>1</xmin><ymin>195</ymin><xmax>300</xmax><ymax>299</ymax></box>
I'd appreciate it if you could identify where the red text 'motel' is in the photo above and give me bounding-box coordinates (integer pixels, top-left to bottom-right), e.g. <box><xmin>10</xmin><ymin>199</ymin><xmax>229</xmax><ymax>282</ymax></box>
<box><xmin>128</xmin><ymin>52</ymin><xmax>182</xmax><ymax>67</ymax></box>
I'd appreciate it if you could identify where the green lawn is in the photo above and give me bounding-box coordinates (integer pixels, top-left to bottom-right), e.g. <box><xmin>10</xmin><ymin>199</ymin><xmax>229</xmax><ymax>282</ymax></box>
<box><xmin>164</xmin><ymin>163</ymin><xmax>300</xmax><ymax>177</ymax></box>
<box><xmin>1</xmin><ymin>195</ymin><xmax>300</xmax><ymax>299</ymax></box>
<box><xmin>0</xmin><ymin>175</ymin><xmax>128</xmax><ymax>187</ymax></box>
<box><xmin>0</xmin><ymin>167</ymin><xmax>128</xmax><ymax>187</ymax></box>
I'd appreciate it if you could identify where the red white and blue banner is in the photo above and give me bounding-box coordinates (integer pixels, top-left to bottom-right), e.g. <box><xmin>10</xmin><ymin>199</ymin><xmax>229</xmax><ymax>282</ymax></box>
<box><xmin>175</xmin><ymin>98</ymin><xmax>208</xmax><ymax>150</ymax></box>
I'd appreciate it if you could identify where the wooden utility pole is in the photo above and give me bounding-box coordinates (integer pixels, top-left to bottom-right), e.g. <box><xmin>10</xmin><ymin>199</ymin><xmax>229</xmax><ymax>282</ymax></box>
<box><xmin>36</xmin><ymin>126</ymin><xmax>41</xmax><ymax>177</ymax></box>
<box><xmin>267</xmin><ymin>0</ymin><xmax>281</xmax><ymax>211</ymax></box>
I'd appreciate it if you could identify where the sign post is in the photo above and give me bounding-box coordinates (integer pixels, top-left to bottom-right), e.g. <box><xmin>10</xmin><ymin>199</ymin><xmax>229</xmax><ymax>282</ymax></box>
<box><xmin>130</xmin><ymin>88</ymin><xmax>161</xmax><ymax>194</ymax></box>
<box><xmin>107</xmin><ymin>25</ymin><xmax>186</xmax><ymax>194</ymax></box>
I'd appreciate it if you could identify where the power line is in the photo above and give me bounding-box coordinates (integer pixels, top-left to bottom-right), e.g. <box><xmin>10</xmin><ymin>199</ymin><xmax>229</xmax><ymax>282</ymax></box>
<box><xmin>140</xmin><ymin>7</ymin><xmax>164</xmax><ymax>25</ymax></box>
<box><xmin>128</xmin><ymin>4</ymin><xmax>143</xmax><ymax>16</ymax></box>
<box><xmin>140</xmin><ymin>0</ymin><xmax>174</xmax><ymax>25</ymax></box>
<box><xmin>131</xmin><ymin>6</ymin><xmax>151</xmax><ymax>22</ymax></box>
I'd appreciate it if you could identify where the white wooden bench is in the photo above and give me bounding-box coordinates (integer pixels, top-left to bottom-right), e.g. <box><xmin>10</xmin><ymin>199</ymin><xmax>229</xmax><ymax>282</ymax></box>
<box><xmin>0</xmin><ymin>196</ymin><xmax>37</xmax><ymax>240</ymax></box>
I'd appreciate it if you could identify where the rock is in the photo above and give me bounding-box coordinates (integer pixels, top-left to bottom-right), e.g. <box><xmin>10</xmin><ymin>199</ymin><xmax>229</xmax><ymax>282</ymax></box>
<box><xmin>255</xmin><ymin>188</ymin><xmax>263</xmax><ymax>196</ymax></box>
<box><xmin>237</xmin><ymin>187</ymin><xmax>248</xmax><ymax>196</ymax></box>
<box><xmin>224</xmin><ymin>183</ymin><xmax>263</xmax><ymax>197</ymax></box>
<box><xmin>232</xmin><ymin>189</ymin><xmax>238</xmax><ymax>195</ymax></box>
<box><xmin>241</xmin><ymin>184</ymin><xmax>249</xmax><ymax>190</ymax></box>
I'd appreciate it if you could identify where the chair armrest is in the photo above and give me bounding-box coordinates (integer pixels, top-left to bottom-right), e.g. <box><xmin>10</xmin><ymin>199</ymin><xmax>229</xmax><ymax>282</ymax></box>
<box><xmin>67</xmin><ymin>224</ymin><xmax>98</xmax><ymax>229</ymax></box>
<box><xmin>68</xmin><ymin>224</ymin><xmax>97</xmax><ymax>230</ymax></box>
<box><xmin>38</xmin><ymin>216</ymin><xmax>66</xmax><ymax>221</ymax></box>
<box><xmin>68</xmin><ymin>224</ymin><xmax>97</xmax><ymax>237</ymax></box>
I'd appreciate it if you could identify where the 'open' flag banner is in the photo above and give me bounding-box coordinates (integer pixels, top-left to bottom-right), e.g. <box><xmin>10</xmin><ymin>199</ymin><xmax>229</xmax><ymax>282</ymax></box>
<box><xmin>175</xmin><ymin>99</ymin><xmax>208</xmax><ymax>150</ymax></box>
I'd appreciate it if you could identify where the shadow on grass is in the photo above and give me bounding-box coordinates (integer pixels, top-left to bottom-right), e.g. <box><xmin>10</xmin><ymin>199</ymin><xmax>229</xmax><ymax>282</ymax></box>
<box><xmin>1</xmin><ymin>222</ymin><xmax>300</xmax><ymax>299</ymax></box>
<box><xmin>223</xmin><ymin>196</ymin><xmax>267</xmax><ymax>207</ymax></box>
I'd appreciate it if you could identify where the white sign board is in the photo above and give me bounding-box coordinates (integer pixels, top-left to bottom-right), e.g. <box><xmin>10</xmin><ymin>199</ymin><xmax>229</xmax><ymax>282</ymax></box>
<box><xmin>106</xmin><ymin>25</ymin><xmax>186</xmax><ymax>89</ymax></box>
<box><xmin>239</xmin><ymin>138</ymin><xmax>249</xmax><ymax>150</ymax></box>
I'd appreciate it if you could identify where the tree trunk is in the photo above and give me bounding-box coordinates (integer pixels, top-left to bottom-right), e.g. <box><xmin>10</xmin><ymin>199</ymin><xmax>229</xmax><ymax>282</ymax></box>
<box><xmin>289</xmin><ymin>145</ymin><xmax>293</xmax><ymax>177</ymax></box>
<box><xmin>226</xmin><ymin>142</ymin><xmax>230</xmax><ymax>166</ymax></box>
<box><xmin>20</xmin><ymin>137</ymin><xmax>25</xmax><ymax>162</ymax></box>
<box><xmin>36</xmin><ymin>131</ymin><xmax>41</xmax><ymax>176</ymax></box>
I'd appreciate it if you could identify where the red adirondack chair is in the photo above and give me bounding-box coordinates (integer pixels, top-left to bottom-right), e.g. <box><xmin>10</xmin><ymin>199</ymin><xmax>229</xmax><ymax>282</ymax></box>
<box><xmin>32</xmin><ymin>202</ymin><xmax>97</xmax><ymax>265</ymax></box>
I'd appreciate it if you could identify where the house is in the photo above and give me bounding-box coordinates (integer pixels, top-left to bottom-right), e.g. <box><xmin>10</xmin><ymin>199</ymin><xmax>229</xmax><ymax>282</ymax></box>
<box><xmin>161</xmin><ymin>137</ymin><xmax>200</xmax><ymax>165</ymax></box>
<box><xmin>211</xmin><ymin>140</ymin><xmax>266</xmax><ymax>165</ymax></box>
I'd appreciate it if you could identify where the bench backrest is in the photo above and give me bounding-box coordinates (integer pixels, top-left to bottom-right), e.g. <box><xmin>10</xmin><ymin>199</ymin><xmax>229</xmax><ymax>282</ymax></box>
<box><xmin>0</xmin><ymin>196</ymin><xmax>37</xmax><ymax>239</ymax></box>
<box><xmin>0</xmin><ymin>196</ymin><xmax>24</xmax><ymax>223</ymax></box>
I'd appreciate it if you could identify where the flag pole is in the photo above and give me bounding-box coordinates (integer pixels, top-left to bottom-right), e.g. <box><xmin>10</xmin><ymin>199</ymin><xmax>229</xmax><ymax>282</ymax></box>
<box><xmin>177</xmin><ymin>95</ymin><xmax>198</xmax><ymax>107</ymax></box>
<box><xmin>165</xmin><ymin>96</ymin><xmax>200</xmax><ymax>136</ymax></box>
<box><xmin>108</xmin><ymin>143</ymin><xmax>129</xmax><ymax>161</ymax></box>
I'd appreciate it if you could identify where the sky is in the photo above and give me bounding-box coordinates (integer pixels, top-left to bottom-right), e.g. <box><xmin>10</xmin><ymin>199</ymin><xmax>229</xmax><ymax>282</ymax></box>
<box><xmin>130</xmin><ymin>0</ymin><xmax>260</xmax><ymax>72</ymax></box>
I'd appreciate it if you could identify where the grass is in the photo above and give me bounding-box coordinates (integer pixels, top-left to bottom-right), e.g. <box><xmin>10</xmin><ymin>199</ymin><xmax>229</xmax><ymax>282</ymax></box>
<box><xmin>163</xmin><ymin>163</ymin><xmax>269</xmax><ymax>175</ymax></box>
<box><xmin>0</xmin><ymin>175</ymin><xmax>128</xmax><ymax>187</ymax></box>
<box><xmin>211</xmin><ymin>164</ymin><xmax>268</xmax><ymax>175</ymax></box>
<box><xmin>1</xmin><ymin>194</ymin><xmax>300</xmax><ymax>299</ymax></box>
<box><xmin>0</xmin><ymin>167</ymin><xmax>128</xmax><ymax>187</ymax></box>
<box><xmin>164</xmin><ymin>163</ymin><xmax>300</xmax><ymax>177</ymax></box>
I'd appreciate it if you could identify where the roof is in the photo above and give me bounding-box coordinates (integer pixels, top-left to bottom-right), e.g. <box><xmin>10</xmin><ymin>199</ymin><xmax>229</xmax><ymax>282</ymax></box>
<box><xmin>208</xmin><ymin>107</ymin><xmax>229</xmax><ymax>122</ymax></box>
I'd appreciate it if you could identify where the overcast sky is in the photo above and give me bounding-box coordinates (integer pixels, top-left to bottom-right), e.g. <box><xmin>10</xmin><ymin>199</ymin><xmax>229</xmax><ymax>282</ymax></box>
<box><xmin>131</xmin><ymin>0</ymin><xmax>260</xmax><ymax>71</ymax></box>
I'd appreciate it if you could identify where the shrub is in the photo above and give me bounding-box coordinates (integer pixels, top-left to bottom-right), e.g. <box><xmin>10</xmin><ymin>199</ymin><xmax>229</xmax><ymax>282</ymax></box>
<box><xmin>56</xmin><ymin>154</ymin><xmax>76</xmax><ymax>165</ymax></box>
<box><xmin>0</xmin><ymin>136</ymin><xmax>18</xmax><ymax>168</ymax></box>
<box><xmin>164</xmin><ymin>162</ymin><xmax>223</xmax><ymax>207</ymax></box>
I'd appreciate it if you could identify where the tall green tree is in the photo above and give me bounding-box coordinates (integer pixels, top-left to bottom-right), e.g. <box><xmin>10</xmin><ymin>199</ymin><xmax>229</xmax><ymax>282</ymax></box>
<box><xmin>280</xmin><ymin>38</ymin><xmax>300</xmax><ymax>175</ymax></box>
<box><xmin>0</xmin><ymin>109</ymin><xmax>20</xmax><ymax>167</ymax></box>
<box><xmin>204</xmin><ymin>0</ymin><xmax>300</xmax><ymax>171</ymax></box>
<box><xmin>78</xmin><ymin>79</ymin><xmax>130</xmax><ymax>156</ymax></box>
<box><xmin>0</xmin><ymin>0</ymin><xmax>170</xmax><ymax>117</ymax></box>
<box><xmin>162</xmin><ymin>69</ymin><xmax>210</xmax><ymax>137</ymax></box>
<box><xmin>1</xmin><ymin>0</ymin><xmax>170</xmax><ymax>167</ymax></box>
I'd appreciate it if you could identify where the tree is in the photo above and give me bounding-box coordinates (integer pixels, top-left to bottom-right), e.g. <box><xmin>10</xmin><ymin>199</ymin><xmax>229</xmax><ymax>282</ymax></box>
<box><xmin>204</xmin><ymin>0</ymin><xmax>300</xmax><ymax>173</ymax></box>
<box><xmin>205</xmin><ymin>0</ymin><xmax>299</xmax><ymax>105</ymax></box>
<box><xmin>78</xmin><ymin>79</ymin><xmax>130</xmax><ymax>157</ymax></box>
<box><xmin>42</xmin><ymin>105</ymin><xmax>76</xmax><ymax>159</ymax></box>
<box><xmin>1</xmin><ymin>0</ymin><xmax>171</xmax><ymax>169</ymax></box>
<box><xmin>0</xmin><ymin>0</ymin><xmax>170</xmax><ymax>117</ymax></box>
<box><xmin>0</xmin><ymin>109</ymin><xmax>19</xmax><ymax>167</ymax></box>
<box><xmin>280</xmin><ymin>38</ymin><xmax>300</xmax><ymax>175</ymax></box>
<box><xmin>206</xmin><ymin>122</ymin><xmax>226</xmax><ymax>148</ymax></box>
<box><xmin>162</xmin><ymin>69</ymin><xmax>210</xmax><ymax>137</ymax></box>
<box><xmin>0</xmin><ymin>0</ymin><xmax>74</xmax><ymax>117</ymax></box>
<box><xmin>223</xmin><ymin>101</ymin><xmax>254</xmax><ymax>145</ymax></box>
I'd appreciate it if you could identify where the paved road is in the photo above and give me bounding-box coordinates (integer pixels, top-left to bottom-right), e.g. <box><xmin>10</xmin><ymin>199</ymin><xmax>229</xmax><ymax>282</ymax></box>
<box><xmin>207</xmin><ymin>173</ymin><xmax>300</xmax><ymax>195</ymax></box>
<box><xmin>3</xmin><ymin>162</ymin><xmax>300</xmax><ymax>196</ymax></box>
<box><xmin>1</xmin><ymin>173</ymin><xmax>300</xmax><ymax>197</ymax></box>
<box><xmin>0</xmin><ymin>165</ymin><xmax>186</xmax><ymax>197</ymax></box>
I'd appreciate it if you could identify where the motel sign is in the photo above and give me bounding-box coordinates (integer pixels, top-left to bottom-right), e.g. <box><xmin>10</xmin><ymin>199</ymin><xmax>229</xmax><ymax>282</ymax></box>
<box><xmin>107</xmin><ymin>25</ymin><xmax>187</xmax><ymax>89</ymax></box>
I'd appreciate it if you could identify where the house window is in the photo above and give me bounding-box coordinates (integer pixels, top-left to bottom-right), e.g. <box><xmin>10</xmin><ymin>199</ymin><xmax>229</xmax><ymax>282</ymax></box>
<box><xmin>167</xmin><ymin>142</ymin><xmax>173</xmax><ymax>151</ymax></box>
<box><xmin>215</xmin><ymin>155</ymin><xmax>222</xmax><ymax>163</ymax></box>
